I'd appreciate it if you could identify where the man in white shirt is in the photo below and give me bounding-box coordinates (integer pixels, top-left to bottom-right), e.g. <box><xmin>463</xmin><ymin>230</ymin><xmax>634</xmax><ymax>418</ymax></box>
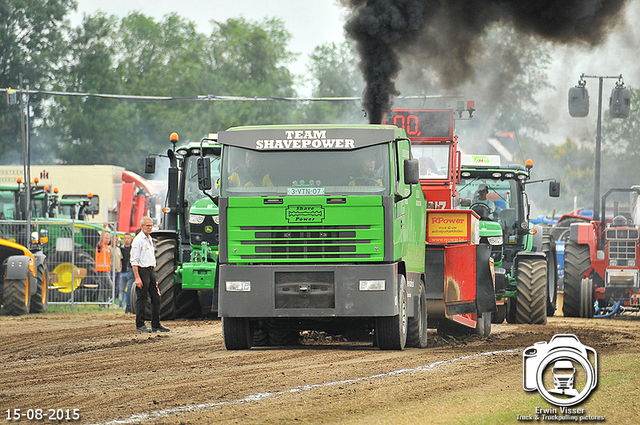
<box><xmin>131</xmin><ymin>216</ymin><xmax>170</xmax><ymax>333</ymax></box>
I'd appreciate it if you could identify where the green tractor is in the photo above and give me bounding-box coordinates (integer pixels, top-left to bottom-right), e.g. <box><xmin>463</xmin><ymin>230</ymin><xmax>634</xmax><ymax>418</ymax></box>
<box><xmin>138</xmin><ymin>132</ymin><xmax>221</xmax><ymax>319</ymax></box>
<box><xmin>458</xmin><ymin>155</ymin><xmax>560</xmax><ymax>324</ymax></box>
<box><xmin>0</xmin><ymin>181</ymin><xmax>106</xmax><ymax>303</ymax></box>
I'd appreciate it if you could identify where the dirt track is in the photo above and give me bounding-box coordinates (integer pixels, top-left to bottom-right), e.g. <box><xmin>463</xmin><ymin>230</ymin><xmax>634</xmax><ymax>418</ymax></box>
<box><xmin>1</xmin><ymin>310</ymin><xmax>639</xmax><ymax>425</ymax></box>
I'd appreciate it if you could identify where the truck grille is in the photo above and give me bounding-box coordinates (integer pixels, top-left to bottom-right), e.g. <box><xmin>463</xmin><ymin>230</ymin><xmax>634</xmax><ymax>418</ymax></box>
<box><xmin>234</xmin><ymin>225</ymin><xmax>376</xmax><ymax>261</ymax></box>
<box><xmin>606</xmin><ymin>228</ymin><xmax>638</xmax><ymax>267</ymax></box>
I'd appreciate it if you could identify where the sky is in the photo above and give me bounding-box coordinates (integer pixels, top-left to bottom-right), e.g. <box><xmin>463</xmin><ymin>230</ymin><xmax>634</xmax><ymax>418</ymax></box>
<box><xmin>70</xmin><ymin>0</ymin><xmax>640</xmax><ymax>147</ymax></box>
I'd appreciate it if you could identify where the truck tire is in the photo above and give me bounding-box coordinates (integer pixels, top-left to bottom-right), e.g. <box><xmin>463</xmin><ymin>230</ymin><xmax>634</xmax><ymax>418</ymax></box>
<box><xmin>30</xmin><ymin>263</ymin><xmax>48</xmax><ymax>313</ymax></box>
<box><xmin>407</xmin><ymin>279</ymin><xmax>428</xmax><ymax>348</ymax></box>
<box><xmin>375</xmin><ymin>274</ymin><xmax>408</xmax><ymax>350</ymax></box>
<box><xmin>222</xmin><ymin>317</ymin><xmax>254</xmax><ymax>350</ymax></box>
<box><xmin>3</xmin><ymin>278</ymin><xmax>30</xmax><ymax>316</ymax></box>
<box><xmin>515</xmin><ymin>257</ymin><xmax>547</xmax><ymax>324</ymax></box>
<box><xmin>580</xmin><ymin>278</ymin><xmax>594</xmax><ymax>318</ymax></box>
<box><xmin>542</xmin><ymin>235</ymin><xmax>558</xmax><ymax>316</ymax></box>
<box><xmin>562</xmin><ymin>241</ymin><xmax>591</xmax><ymax>317</ymax></box>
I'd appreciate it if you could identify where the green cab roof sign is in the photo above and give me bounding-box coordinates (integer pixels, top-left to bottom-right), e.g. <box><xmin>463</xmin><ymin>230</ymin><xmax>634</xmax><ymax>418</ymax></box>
<box><xmin>461</xmin><ymin>154</ymin><xmax>501</xmax><ymax>167</ymax></box>
<box><xmin>218</xmin><ymin>126</ymin><xmax>398</xmax><ymax>150</ymax></box>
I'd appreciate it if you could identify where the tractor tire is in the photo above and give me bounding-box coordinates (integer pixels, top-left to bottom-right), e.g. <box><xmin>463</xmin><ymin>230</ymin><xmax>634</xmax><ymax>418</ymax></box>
<box><xmin>542</xmin><ymin>235</ymin><xmax>558</xmax><ymax>317</ymax></box>
<box><xmin>222</xmin><ymin>317</ymin><xmax>254</xmax><ymax>350</ymax></box>
<box><xmin>407</xmin><ymin>279</ymin><xmax>428</xmax><ymax>348</ymax></box>
<box><xmin>562</xmin><ymin>240</ymin><xmax>591</xmax><ymax>317</ymax></box>
<box><xmin>30</xmin><ymin>263</ymin><xmax>48</xmax><ymax>313</ymax></box>
<box><xmin>3</xmin><ymin>278</ymin><xmax>30</xmax><ymax>316</ymax></box>
<box><xmin>580</xmin><ymin>278</ymin><xmax>594</xmax><ymax>318</ymax></box>
<box><xmin>375</xmin><ymin>274</ymin><xmax>408</xmax><ymax>350</ymax></box>
<box><xmin>492</xmin><ymin>303</ymin><xmax>506</xmax><ymax>324</ymax></box>
<box><xmin>515</xmin><ymin>257</ymin><xmax>548</xmax><ymax>324</ymax></box>
<box><xmin>46</xmin><ymin>250</ymin><xmax>96</xmax><ymax>302</ymax></box>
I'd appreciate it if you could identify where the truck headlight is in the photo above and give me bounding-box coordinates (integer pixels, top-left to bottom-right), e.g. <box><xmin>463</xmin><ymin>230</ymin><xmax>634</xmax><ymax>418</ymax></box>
<box><xmin>487</xmin><ymin>236</ymin><xmax>503</xmax><ymax>246</ymax></box>
<box><xmin>189</xmin><ymin>214</ymin><xmax>205</xmax><ymax>225</ymax></box>
<box><xmin>609</xmin><ymin>259</ymin><xmax>617</xmax><ymax>267</ymax></box>
<box><xmin>225</xmin><ymin>281</ymin><xmax>251</xmax><ymax>292</ymax></box>
<box><xmin>359</xmin><ymin>280</ymin><xmax>385</xmax><ymax>291</ymax></box>
<box><xmin>629</xmin><ymin>259</ymin><xmax>636</xmax><ymax>267</ymax></box>
<box><xmin>212</xmin><ymin>215</ymin><xmax>219</xmax><ymax>224</ymax></box>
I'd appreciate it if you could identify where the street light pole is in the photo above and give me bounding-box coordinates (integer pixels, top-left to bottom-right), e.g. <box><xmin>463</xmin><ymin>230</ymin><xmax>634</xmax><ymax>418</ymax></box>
<box><xmin>594</xmin><ymin>77</ymin><xmax>603</xmax><ymax>222</ymax></box>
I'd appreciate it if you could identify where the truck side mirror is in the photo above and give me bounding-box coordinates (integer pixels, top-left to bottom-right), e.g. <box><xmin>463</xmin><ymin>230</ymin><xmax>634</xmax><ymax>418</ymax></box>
<box><xmin>197</xmin><ymin>157</ymin><xmax>212</xmax><ymax>190</ymax></box>
<box><xmin>610</xmin><ymin>86</ymin><xmax>631</xmax><ymax>118</ymax></box>
<box><xmin>404</xmin><ymin>158</ymin><xmax>419</xmax><ymax>185</ymax></box>
<box><xmin>568</xmin><ymin>86</ymin><xmax>589</xmax><ymax>117</ymax></box>
<box><xmin>549</xmin><ymin>180</ymin><xmax>560</xmax><ymax>198</ymax></box>
<box><xmin>145</xmin><ymin>156</ymin><xmax>156</xmax><ymax>174</ymax></box>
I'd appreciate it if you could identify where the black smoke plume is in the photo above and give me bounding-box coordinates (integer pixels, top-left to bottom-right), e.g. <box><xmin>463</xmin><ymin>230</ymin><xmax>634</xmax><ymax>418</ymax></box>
<box><xmin>341</xmin><ymin>0</ymin><xmax>629</xmax><ymax>123</ymax></box>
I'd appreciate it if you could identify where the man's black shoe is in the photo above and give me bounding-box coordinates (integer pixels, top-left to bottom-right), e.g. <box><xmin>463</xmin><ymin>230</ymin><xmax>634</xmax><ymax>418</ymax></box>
<box><xmin>136</xmin><ymin>325</ymin><xmax>152</xmax><ymax>333</ymax></box>
<box><xmin>152</xmin><ymin>325</ymin><xmax>170</xmax><ymax>333</ymax></box>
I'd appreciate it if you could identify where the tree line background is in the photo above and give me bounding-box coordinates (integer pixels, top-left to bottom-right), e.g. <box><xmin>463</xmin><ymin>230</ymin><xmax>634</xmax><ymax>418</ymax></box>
<box><xmin>1</xmin><ymin>0</ymin><xmax>639</xmax><ymax>215</ymax></box>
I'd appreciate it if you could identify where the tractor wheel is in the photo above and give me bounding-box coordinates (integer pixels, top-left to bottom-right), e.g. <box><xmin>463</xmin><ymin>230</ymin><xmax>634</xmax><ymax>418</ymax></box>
<box><xmin>580</xmin><ymin>278</ymin><xmax>594</xmax><ymax>318</ymax></box>
<box><xmin>562</xmin><ymin>241</ymin><xmax>591</xmax><ymax>317</ymax></box>
<box><xmin>222</xmin><ymin>317</ymin><xmax>254</xmax><ymax>350</ymax></box>
<box><xmin>492</xmin><ymin>303</ymin><xmax>506</xmax><ymax>324</ymax></box>
<box><xmin>30</xmin><ymin>263</ymin><xmax>48</xmax><ymax>313</ymax></box>
<box><xmin>46</xmin><ymin>250</ymin><xmax>96</xmax><ymax>302</ymax></box>
<box><xmin>407</xmin><ymin>279</ymin><xmax>428</xmax><ymax>348</ymax></box>
<box><xmin>542</xmin><ymin>235</ymin><xmax>558</xmax><ymax>316</ymax></box>
<box><xmin>515</xmin><ymin>257</ymin><xmax>548</xmax><ymax>324</ymax></box>
<box><xmin>134</xmin><ymin>237</ymin><xmax>178</xmax><ymax>320</ymax></box>
<box><xmin>3</xmin><ymin>278</ymin><xmax>30</xmax><ymax>316</ymax></box>
<box><xmin>375</xmin><ymin>274</ymin><xmax>408</xmax><ymax>350</ymax></box>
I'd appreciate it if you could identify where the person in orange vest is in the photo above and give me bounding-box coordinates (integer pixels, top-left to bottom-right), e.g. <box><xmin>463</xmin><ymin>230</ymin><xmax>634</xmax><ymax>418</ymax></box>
<box><xmin>95</xmin><ymin>222</ymin><xmax>115</xmax><ymax>303</ymax></box>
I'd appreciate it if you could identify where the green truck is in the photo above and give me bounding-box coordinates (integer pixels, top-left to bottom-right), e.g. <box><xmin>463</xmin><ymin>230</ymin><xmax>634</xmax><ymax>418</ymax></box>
<box><xmin>214</xmin><ymin>125</ymin><xmax>427</xmax><ymax>350</ymax></box>
<box><xmin>457</xmin><ymin>154</ymin><xmax>560</xmax><ymax>324</ymax></box>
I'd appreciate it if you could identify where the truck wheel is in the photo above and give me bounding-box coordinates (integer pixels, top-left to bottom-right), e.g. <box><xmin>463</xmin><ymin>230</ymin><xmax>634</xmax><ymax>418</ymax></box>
<box><xmin>407</xmin><ymin>279</ymin><xmax>428</xmax><ymax>348</ymax></box>
<box><xmin>562</xmin><ymin>241</ymin><xmax>591</xmax><ymax>317</ymax></box>
<box><xmin>375</xmin><ymin>274</ymin><xmax>408</xmax><ymax>350</ymax></box>
<box><xmin>542</xmin><ymin>235</ymin><xmax>558</xmax><ymax>316</ymax></box>
<box><xmin>222</xmin><ymin>317</ymin><xmax>254</xmax><ymax>350</ymax></box>
<box><xmin>492</xmin><ymin>304</ymin><xmax>506</xmax><ymax>324</ymax></box>
<box><xmin>3</xmin><ymin>278</ymin><xmax>30</xmax><ymax>316</ymax></box>
<box><xmin>30</xmin><ymin>263</ymin><xmax>48</xmax><ymax>313</ymax></box>
<box><xmin>515</xmin><ymin>257</ymin><xmax>547</xmax><ymax>324</ymax></box>
<box><xmin>580</xmin><ymin>278</ymin><xmax>594</xmax><ymax>318</ymax></box>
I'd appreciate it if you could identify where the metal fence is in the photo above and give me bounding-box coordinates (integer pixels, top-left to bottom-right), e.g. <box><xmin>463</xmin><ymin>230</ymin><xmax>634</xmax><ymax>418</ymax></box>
<box><xmin>1</xmin><ymin>219</ymin><xmax>119</xmax><ymax>306</ymax></box>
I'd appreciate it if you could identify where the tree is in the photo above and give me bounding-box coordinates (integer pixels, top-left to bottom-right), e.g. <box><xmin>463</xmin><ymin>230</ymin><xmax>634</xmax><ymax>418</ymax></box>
<box><xmin>0</xmin><ymin>0</ymin><xmax>76</xmax><ymax>162</ymax></box>
<box><xmin>300</xmin><ymin>41</ymin><xmax>365</xmax><ymax>124</ymax></box>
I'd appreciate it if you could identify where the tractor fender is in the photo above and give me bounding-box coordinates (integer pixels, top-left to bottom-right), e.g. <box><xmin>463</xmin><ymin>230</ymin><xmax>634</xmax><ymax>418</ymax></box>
<box><xmin>33</xmin><ymin>250</ymin><xmax>46</xmax><ymax>268</ymax></box>
<box><xmin>4</xmin><ymin>255</ymin><xmax>36</xmax><ymax>296</ymax></box>
<box><xmin>531</xmin><ymin>224</ymin><xmax>544</xmax><ymax>252</ymax></box>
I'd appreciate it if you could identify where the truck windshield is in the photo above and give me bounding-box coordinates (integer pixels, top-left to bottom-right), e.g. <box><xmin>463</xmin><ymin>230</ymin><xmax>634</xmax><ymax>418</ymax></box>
<box><xmin>412</xmin><ymin>145</ymin><xmax>450</xmax><ymax>179</ymax></box>
<box><xmin>221</xmin><ymin>145</ymin><xmax>391</xmax><ymax>197</ymax></box>
<box><xmin>184</xmin><ymin>154</ymin><xmax>221</xmax><ymax>209</ymax></box>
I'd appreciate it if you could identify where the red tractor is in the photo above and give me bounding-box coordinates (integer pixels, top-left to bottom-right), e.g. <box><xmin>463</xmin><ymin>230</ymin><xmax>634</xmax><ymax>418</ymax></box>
<box><xmin>385</xmin><ymin>106</ymin><xmax>498</xmax><ymax>336</ymax></box>
<box><xmin>563</xmin><ymin>187</ymin><xmax>640</xmax><ymax>317</ymax></box>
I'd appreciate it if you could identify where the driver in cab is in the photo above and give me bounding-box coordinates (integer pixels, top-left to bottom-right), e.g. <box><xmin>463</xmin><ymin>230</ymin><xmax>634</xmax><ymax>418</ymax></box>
<box><xmin>472</xmin><ymin>184</ymin><xmax>496</xmax><ymax>220</ymax></box>
<box><xmin>349</xmin><ymin>158</ymin><xmax>382</xmax><ymax>186</ymax></box>
<box><xmin>228</xmin><ymin>150</ymin><xmax>274</xmax><ymax>187</ymax></box>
